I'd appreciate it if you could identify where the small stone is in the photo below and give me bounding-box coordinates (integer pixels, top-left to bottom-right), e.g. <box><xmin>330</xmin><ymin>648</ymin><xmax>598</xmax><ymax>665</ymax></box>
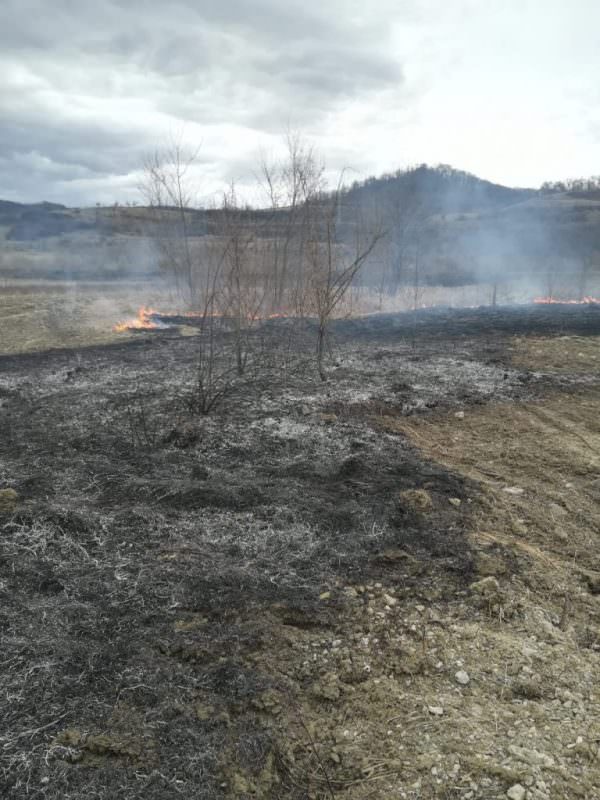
<box><xmin>454</xmin><ymin>411</ymin><xmax>465</xmax><ymax>419</ymax></box>
<box><xmin>230</xmin><ymin>774</ymin><xmax>250</xmax><ymax>794</ymax></box>
<box><xmin>449</xmin><ymin>497</ymin><xmax>461</xmax><ymax>507</ymax></box>
<box><xmin>383</xmin><ymin>593</ymin><xmax>397</xmax><ymax>606</ymax></box>
<box><xmin>455</xmin><ymin>670</ymin><xmax>470</xmax><ymax>685</ymax></box>
<box><xmin>508</xmin><ymin>745</ymin><xmax>555</xmax><ymax>768</ymax></box>
<box><xmin>312</xmin><ymin>677</ymin><xmax>341</xmax><ymax>701</ymax></box>
<box><xmin>319</xmin><ymin>413</ymin><xmax>338</xmax><ymax>425</ymax></box>
<box><xmin>195</xmin><ymin>703</ymin><xmax>215</xmax><ymax>720</ymax></box>
<box><xmin>0</xmin><ymin>488</ymin><xmax>18</xmax><ymax>515</ymax></box>
<box><xmin>428</xmin><ymin>706</ymin><xmax>444</xmax><ymax>716</ymax></box>
<box><xmin>319</xmin><ymin>591</ymin><xmax>331</xmax><ymax>601</ymax></box>
<box><xmin>548</xmin><ymin>502</ymin><xmax>567</xmax><ymax>517</ymax></box>
<box><xmin>469</xmin><ymin>576</ymin><xmax>500</xmax><ymax>597</ymax></box>
<box><xmin>475</xmin><ymin>553</ymin><xmax>508</xmax><ymax>577</ymax></box>
<box><xmin>506</xmin><ymin>784</ymin><xmax>526</xmax><ymax>800</ymax></box>
<box><xmin>585</xmin><ymin>574</ymin><xmax>600</xmax><ymax>595</ymax></box>
<box><xmin>300</xmin><ymin>404</ymin><xmax>311</xmax><ymax>416</ymax></box>
<box><xmin>398</xmin><ymin>488</ymin><xmax>433</xmax><ymax>514</ymax></box>
<box><xmin>379</xmin><ymin>548</ymin><xmax>412</xmax><ymax>563</ymax></box>
<box><xmin>503</xmin><ymin>486</ymin><xmax>525</xmax><ymax>496</ymax></box>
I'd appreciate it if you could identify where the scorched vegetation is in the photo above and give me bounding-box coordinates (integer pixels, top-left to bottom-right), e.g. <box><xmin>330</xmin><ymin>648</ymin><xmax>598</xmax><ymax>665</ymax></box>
<box><xmin>1</xmin><ymin>303</ymin><xmax>600</xmax><ymax>799</ymax></box>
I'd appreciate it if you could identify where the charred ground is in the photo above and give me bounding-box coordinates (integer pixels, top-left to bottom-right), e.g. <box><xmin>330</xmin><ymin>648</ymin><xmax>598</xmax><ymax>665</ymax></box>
<box><xmin>1</xmin><ymin>305</ymin><xmax>600</xmax><ymax>799</ymax></box>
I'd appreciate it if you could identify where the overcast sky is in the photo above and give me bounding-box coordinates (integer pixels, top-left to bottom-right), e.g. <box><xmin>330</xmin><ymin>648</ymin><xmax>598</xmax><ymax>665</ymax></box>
<box><xmin>2</xmin><ymin>0</ymin><xmax>599</xmax><ymax>206</ymax></box>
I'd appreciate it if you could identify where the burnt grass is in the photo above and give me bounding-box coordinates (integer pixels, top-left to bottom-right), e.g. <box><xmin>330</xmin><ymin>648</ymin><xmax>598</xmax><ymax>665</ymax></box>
<box><xmin>0</xmin><ymin>304</ymin><xmax>599</xmax><ymax>799</ymax></box>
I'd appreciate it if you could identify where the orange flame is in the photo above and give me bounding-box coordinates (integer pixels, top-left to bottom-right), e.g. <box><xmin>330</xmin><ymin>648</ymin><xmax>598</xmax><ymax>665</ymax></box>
<box><xmin>113</xmin><ymin>306</ymin><xmax>163</xmax><ymax>333</ymax></box>
<box><xmin>533</xmin><ymin>296</ymin><xmax>600</xmax><ymax>305</ymax></box>
<box><xmin>113</xmin><ymin>306</ymin><xmax>293</xmax><ymax>332</ymax></box>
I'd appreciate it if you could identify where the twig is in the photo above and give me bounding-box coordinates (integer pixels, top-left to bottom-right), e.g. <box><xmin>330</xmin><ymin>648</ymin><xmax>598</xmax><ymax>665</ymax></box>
<box><xmin>295</xmin><ymin>710</ymin><xmax>336</xmax><ymax>799</ymax></box>
<box><xmin>4</xmin><ymin>712</ymin><xmax>68</xmax><ymax>746</ymax></box>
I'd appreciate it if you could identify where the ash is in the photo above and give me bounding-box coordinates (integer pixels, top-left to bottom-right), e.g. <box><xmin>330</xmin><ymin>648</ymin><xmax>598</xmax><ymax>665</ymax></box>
<box><xmin>0</xmin><ymin>305</ymin><xmax>599</xmax><ymax>799</ymax></box>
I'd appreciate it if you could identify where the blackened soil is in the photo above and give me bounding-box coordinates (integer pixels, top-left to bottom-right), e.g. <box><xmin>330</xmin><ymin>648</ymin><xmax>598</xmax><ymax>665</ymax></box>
<box><xmin>330</xmin><ymin>302</ymin><xmax>600</xmax><ymax>341</ymax></box>
<box><xmin>0</xmin><ymin>306</ymin><xmax>598</xmax><ymax>799</ymax></box>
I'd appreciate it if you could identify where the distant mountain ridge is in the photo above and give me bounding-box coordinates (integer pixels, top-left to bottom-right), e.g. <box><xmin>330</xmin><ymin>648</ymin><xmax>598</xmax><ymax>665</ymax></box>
<box><xmin>342</xmin><ymin>163</ymin><xmax>536</xmax><ymax>214</ymax></box>
<box><xmin>0</xmin><ymin>163</ymin><xmax>543</xmax><ymax>238</ymax></box>
<box><xmin>1</xmin><ymin>164</ymin><xmax>599</xmax><ymax>290</ymax></box>
<box><xmin>0</xmin><ymin>200</ymin><xmax>98</xmax><ymax>240</ymax></box>
<box><xmin>1</xmin><ymin>164</ymin><xmax>599</xmax><ymax>245</ymax></box>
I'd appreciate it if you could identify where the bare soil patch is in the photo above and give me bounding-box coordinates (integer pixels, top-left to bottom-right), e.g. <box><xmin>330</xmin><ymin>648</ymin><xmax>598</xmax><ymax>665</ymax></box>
<box><xmin>510</xmin><ymin>334</ymin><xmax>600</xmax><ymax>375</ymax></box>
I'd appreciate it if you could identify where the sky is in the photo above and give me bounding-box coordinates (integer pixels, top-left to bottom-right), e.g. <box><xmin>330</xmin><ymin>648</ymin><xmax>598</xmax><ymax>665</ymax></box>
<box><xmin>1</xmin><ymin>0</ymin><xmax>599</xmax><ymax>206</ymax></box>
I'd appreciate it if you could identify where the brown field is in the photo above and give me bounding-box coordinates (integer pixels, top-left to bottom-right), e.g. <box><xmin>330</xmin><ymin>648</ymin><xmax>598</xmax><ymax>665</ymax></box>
<box><xmin>510</xmin><ymin>334</ymin><xmax>600</xmax><ymax>374</ymax></box>
<box><xmin>0</xmin><ymin>281</ymin><xmax>176</xmax><ymax>354</ymax></box>
<box><xmin>0</xmin><ymin>280</ymin><xmax>552</xmax><ymax>357</ymax></box>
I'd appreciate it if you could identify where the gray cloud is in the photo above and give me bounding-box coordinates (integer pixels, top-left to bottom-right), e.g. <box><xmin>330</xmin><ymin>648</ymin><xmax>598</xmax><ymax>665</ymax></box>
<box><xmin>0</xmin><ymin>0</ymin><xmax>404</xmax><ymax>203</ymax></box>
<box><xmin>1</xmin><ymin>1</ymin><xmax>599</xmax><ymax>204</ymax></box>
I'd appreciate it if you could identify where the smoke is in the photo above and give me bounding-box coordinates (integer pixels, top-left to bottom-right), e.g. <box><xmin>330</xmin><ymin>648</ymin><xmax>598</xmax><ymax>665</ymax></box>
<box><xmin>2</xmin><ymin>163</ymin><xmax>599</xmax><ymax>327</ymax></box>
<box><xmin>0</xmin><ymin>235</ymin><xmax>162</xmax><ymax>283</ymax></box>
<box><xmin>344</xmin><ymin>165</ymin><xmax>600</xmax><ymax>303</ymax></box>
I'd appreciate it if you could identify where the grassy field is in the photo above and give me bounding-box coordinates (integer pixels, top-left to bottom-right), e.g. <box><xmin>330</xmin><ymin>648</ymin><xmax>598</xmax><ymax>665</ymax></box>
<box><xmin>0</xmin><ymin>281</ymin><xmax>176</xmax><ymax>354</ymax></box>
<box><xmin>3</xmin><ymin>279</ymin><xmax>591</xmax><ymax>357</ymax></box>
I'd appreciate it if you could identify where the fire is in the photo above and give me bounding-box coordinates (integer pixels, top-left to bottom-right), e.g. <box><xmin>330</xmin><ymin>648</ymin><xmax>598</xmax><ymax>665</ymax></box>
<box><xmin>113</xmin><ymin>296</ymin><xmax>600</xmax><ymax>333</ymax></box>
<box><xmin>112</xmin><ymin>306</ymin><xmax>165</xmax><ymax>333</ymax></box>
<box><xmin>533</xmin><ymin>296</ymin><xmax>600</xmax><ymax>305</ymax></box>
<box><xmin>113</xmin><ymin>307</ymin><xmax>291</xmax><ymax>332</ymax></box>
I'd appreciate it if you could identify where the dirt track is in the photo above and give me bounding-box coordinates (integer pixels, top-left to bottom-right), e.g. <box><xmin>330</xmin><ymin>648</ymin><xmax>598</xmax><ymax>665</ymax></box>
<box><xmin>1</xmin><ymin>307</ymin><xmax>600</xmax><ymax>799</ymax></box>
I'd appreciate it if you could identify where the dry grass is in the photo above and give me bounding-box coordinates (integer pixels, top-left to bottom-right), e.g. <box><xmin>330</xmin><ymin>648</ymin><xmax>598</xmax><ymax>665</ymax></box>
<box><xmin>0</xmin><ymin>282</ymin><xmax>176</xmax><ymax>355</ymax></box>
<box><xmin>381</xmin><ymin>391</ymin><xmax>600</xmax><ymax>582</ymax></box>
<box><xmin>4</xmin><ymin>280</ymin><xmax>579</xmax><ymax>357</ymax></box>
<box><xmin>510</xmin><ymin>333</ymin><xmax>600</xmax><ymax>374</ymax></box>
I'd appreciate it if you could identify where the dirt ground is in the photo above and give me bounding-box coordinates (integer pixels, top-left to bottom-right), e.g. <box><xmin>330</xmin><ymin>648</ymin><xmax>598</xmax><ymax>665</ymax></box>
<box><xmin>1</xmin><ymin>304</ymin><xmax>600</xmax><ymax>799</ymax></box>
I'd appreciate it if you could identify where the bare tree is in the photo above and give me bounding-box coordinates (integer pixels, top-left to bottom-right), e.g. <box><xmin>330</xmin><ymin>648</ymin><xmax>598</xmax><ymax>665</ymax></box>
<box><xmin>258</xmin><ymin>130</ymin><xmax>325</xmax><ymax>313</ymax></box>
<box><xmin>217</xmin><ymin>183</ymin><xmax>268</xmax><ymax>375</ymax></box>
<box><xmin>138</xmin><ymin>139</ymin><xmax>249</xmax><ymax>413</ymax></box>
<box><xmin>385</xmin><ymin>195</ymin><xmax>425</xmax><ymax>297</ymax></box>
<box><xmin>578</xmin><ymin>251</ymin><xmax>594</xmax><ymax>300</ymax></box>
<box><xmin>304</xmin><ymin>183</ymin><xmax>385</xmax><ymax>380</ymax></box>
<box><xmin>138</xmin><ymin>131</ymin><xmax>384</xmax><ymax>400</ymax></box>
<box><xmin>261</xmin><ymin>135</ymin><xmax>385</xmax><ymax>379</ymax></box>
<box><xmin>139</xmin><ymin>138</ymin><xmax>203</xmax><ymax>305</ymax></box>
<box><xmin>544</xmin><ymin>256</ymin><xmax>560</xmax><ymax>300</ymax></box>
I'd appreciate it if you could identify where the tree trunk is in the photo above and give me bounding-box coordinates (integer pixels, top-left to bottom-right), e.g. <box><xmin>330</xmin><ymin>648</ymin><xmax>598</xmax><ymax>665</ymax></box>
<box><xmin>316</xmin><ymin>321</ymin><xmax>327</xmax><ymax>381</ymax></box>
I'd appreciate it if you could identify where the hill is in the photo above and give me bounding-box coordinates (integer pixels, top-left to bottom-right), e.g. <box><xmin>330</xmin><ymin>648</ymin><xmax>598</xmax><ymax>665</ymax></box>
<box><xmin>0</xmin><ymin>165</ymin><xmax>542</xmax><ymax>242</ymax></box>
<box><xmin>342</xmin><ymin>163</ymin><xmax>536</xmax><ymax>214</ymax></box>
<box><xmin>339</xmin><ymin>165</ymin><xmax>600</xmax><ymax>291</ymax></box>
<box><xmin>1</xmin><ymin>165</ymin><xmax>599</xmax><ymax>292</ymax></box>
<box><xmin>0</xmin><ymin>201</ymin><xmax>102</xmax><ymax>240</ymax></box>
